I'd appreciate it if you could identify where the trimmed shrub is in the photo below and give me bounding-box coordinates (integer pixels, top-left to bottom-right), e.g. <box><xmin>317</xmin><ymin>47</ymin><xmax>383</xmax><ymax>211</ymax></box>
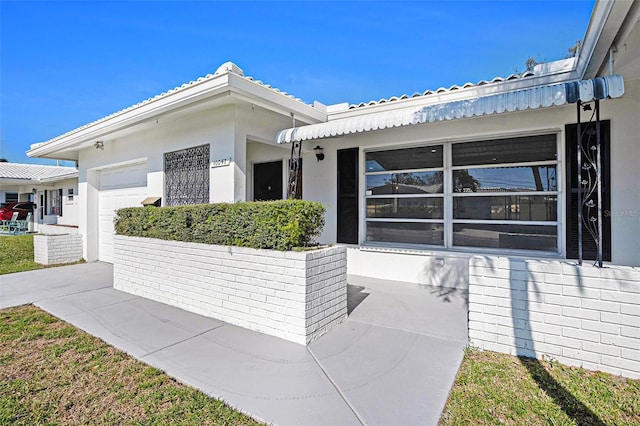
<box><xmin>114</xmin><ymin>200</ymin><xmax>325</xmax><ymax>251</ymax></box>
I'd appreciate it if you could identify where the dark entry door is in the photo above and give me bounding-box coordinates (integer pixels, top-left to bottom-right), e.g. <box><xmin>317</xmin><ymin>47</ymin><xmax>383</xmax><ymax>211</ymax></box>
<box><xmin>254</xmin><ymin>161</ymin><xmax>283</xmax><ymax>201</ymax></box>
<box><xmin>337</xmin><ymin>148</ymin><xmax>359</xmax><ymax>244</ymax></box>
<box><xmin>565</xmin><ymin>120</ymin><xmax>611</xmax><ymax>261</ymax></box>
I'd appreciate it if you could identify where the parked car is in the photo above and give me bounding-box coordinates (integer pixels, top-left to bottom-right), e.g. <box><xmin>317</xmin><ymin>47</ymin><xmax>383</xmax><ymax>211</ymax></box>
<box><xmin>0</xmin><ymin>202</ymin><xmax>36</xmax><ymax>220</ymax></box>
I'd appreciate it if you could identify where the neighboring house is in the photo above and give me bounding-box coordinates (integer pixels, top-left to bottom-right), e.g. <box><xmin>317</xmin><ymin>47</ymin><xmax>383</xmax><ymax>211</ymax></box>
<box><xmin>0</xmin><ymin>162</ymin><xmax>79</xmax><ymax>231</ymax></box>
<box><xmin>27</xmin><ymin>0</ymin><xmax>639</xmax><ymax>284</ymax></box>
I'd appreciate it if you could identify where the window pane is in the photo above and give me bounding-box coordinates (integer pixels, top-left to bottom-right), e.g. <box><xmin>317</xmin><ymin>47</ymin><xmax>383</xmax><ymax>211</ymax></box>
<box><xmin>366</xmin><ymin>171</ymin><xmax>443</xmax><ymax>194</ymax></box>
<box><xmin>366</xmin><ymin>145</ymin><xmax>443</xmax><ymax>172</ymax></box>
<box><xmin>453</xmin><ymin>195</ymin><xmax>557</xmax><ymax>221</ymax></box>
<box><xmin>452</xmin><ymin>135</ymin><xmax>556</xmax><ymax>166</ymax></box>
<box><xmin>453</xmin><ymin>166</ymin><xmax>557</xmax><ymax>192</ymax></box>
<box><xmin>367</xmin><ymin>197</ymin><xmax>443</xmax><ymax>219</ymax></box>
<box><xmin>367</xmin><ymin>222</ymin><xmax>444</xmax><ymax>245</ymax></box>
<box><xmin>453</xmin><ymin>224</ymin><xmax>557</xmax><ymax>251</ymax></box>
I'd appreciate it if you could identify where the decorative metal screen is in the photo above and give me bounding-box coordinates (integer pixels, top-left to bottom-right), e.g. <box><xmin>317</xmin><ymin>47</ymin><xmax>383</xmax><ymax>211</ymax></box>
<box><xmin>164</xmin><ymin>144</ymin><xmax>210</xmax><ymax>206</ymax></box>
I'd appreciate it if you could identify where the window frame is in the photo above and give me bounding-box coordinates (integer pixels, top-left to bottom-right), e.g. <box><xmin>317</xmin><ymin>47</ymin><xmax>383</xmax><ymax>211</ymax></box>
<box><xmin>364</xmin><ymin>145</ymin><xmax>445</xmax><ymax>246</ymax></box>
<box><xmin>362</xmin><ymin>133</ymin><xmax>561</xmax><ymax>254</ymax></box>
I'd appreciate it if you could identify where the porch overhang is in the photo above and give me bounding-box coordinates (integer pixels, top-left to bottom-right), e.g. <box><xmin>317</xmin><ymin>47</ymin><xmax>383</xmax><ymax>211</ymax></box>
<box><xmin>275</xmin><ymin>75</ymin><xmax>625</xmax><ymax>144</ymax></box>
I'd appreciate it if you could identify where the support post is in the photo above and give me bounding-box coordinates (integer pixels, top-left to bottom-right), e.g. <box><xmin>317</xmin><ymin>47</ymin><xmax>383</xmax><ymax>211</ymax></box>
<box><xmin>595</xmin><ymin>99</ymin><xmax>603</xmax><ymax>267</ymax></box>
<box><xmin>576</xmin><ymin>101</ymin><xmax>583</xmax><ymax>265</ymax></box>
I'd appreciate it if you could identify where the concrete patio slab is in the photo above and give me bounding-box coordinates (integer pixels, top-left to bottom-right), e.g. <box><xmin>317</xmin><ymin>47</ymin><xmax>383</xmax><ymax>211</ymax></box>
<box><xmin>1</xmin><ymin>262</ymin><xmax>469</xmax><ymax>425</ymax></box>
<box><xmin>347</xmin><ymin>275</ymin><xmax>468</xmax><ymax>343</ymax></box>
<box><xmin>143</xmin><ymin>324</ymin><xmax>361</xmax><ymax>426</ymax></box>
<box><xmin>33</xmin><ymin>286</ymin><xmax>138</xmax><ymax>316</ymax></box>
<box><xmin>310</xmin><ymin>320</ymin><xmax>466</xmax><ymax>426</ymax></box>
<box><xmin>0</xmin><ymin>262</ymin><xmax>112</xmax><ymax>308</ymax></box>
<box><xmin>38</xmin><ymin>295</ymin><xmax>225</xmax><ymax>358</ymax></box>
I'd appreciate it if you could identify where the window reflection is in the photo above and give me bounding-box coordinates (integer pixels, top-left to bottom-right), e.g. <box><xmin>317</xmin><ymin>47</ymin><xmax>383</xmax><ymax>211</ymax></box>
<box><xmin>453</xmin><ymin>166</ymin><xmax>557</xmax><ymax>192</ymax></box>
<box><xmin>453</xmin><ymin>195</ymin><xmax>557</xmax><ymax>221</ymax></box>
<box><xmin>367</xmin><ymin>171</ymin><xmax>443</xmax><ymax>194</ymax></box>
<box><xmin>367</xmin><ymin>222</ymin><xmax>444</xmax><ymax>245</ymax></box>
<box><xmin>453</xmin><ymin>224</ymin><xmax>557</xmax><ymax>251</ymax></box>
<box><xmin>367</xmin><ymin>198</ymin><xmax>443</xmax><ymax>219</ymax></box>
<box><xmin>366</xmin><ymin>145</ymin><xmax>443</xmax><ymax>172</ymax></box>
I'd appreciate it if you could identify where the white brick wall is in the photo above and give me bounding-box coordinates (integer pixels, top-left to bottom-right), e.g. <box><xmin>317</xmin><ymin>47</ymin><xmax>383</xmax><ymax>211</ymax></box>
<box><xmin>469</xmin><ymin>256</ymin><xmax>640</xmax><ymax>379</ymax></box>
<box><xmin>36</xmin><ymin>224</ymin><xmax>80</xmax><ymax>235</ymax></box>
<box><xmin>34</xmin><ymin>234</ymin><xmax>83</xmax><ymax>266</ymax></box>
<box><xmin>113</xmin><ymin>235</ymin><xmax>347</xmax><ymax>345</ymax></box>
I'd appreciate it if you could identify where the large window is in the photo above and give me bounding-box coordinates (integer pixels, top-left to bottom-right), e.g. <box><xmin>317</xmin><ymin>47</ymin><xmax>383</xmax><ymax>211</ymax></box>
<box><xmin>364</xmin><ymin>134</ymin><xmax>559</xmax><ymax>252</ymax></box>
<box><xmin>365</xmin><ymin>145</ymin><xmax>444</xmax><ymax>245</ymax></box>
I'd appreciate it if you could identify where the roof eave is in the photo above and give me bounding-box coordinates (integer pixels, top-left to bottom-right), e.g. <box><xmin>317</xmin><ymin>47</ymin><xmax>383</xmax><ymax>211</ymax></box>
<box><xmin>578</xmin><ymin>0</ymin><xmax>634</xmax><ymax>79</ymax></box>
<box><xmin>38</xmin><ymin>172</ymin><xmax>79</xmax><ymax>183</ymax></box>
<box><xmin>27</xmin><ymin>71</ymin><xmax>326</xmax><ymax>159</ymax></box>
<box><xmin>27</xmin><ymin>74</ymin><xmax>233</xmax><ymax>158</ymax></box>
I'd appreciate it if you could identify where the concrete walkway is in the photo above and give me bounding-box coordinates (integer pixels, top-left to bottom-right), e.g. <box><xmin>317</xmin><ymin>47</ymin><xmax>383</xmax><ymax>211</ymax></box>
<box><xmin>0</xmin><ymin>262</ymin><xmax>468</xmax><ymax>426</ymax></box>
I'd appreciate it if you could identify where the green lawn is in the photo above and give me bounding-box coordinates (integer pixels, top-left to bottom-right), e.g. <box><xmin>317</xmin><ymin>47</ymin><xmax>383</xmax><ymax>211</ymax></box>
<box><xmin>0</xmin><ymin>305</ymin><xmax>261</xmax><ymax>425</ymax></box>
<box><xmin>0</xmin><ymin>235</ymin><xmax>42</xmax><ymax>275</ymax></box>
<box><xmin>0</xmin><ymin>234</ymin><xmax>83</xmax><ymax>275</ymax></box>
<box><xmin>440</xmin><ymin>348</ymin><xmax>640</xmax><ymax>425</ymax></box>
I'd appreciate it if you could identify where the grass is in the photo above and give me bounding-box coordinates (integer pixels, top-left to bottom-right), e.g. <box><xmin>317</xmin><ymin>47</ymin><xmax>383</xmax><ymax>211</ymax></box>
<box><xmin>440</xmin><ymin>347</ymin><xmax>640</xmax><ymax>426</ymax></box>
<box><xmin>0</xmin><ymin>305</ymin><xmax>261</xmax><ymax>425</ymax></box>
<box><xmin>0</xmin><ymin>235</ymin><xmax>41</xmax><ymax>275</ymax></box>
<box><xmin>0</xmin><ymin>234</ymin><xmax>83</xmax><ymax>275</ymax></box>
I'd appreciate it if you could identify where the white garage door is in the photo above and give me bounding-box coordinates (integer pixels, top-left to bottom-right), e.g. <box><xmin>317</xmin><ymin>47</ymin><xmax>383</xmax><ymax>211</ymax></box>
<box><xmin>98</xmin><ymin>163</ymin><xmax>148</xmax><ymax>263</ymax></box>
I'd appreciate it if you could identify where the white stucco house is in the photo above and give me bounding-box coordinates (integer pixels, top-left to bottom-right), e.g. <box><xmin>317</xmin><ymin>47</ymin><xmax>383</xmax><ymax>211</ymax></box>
<box><xmin>27</xmin><ymin>0</ymin><xmax>638</xmax><ymax>277</ymax></box>
<box><xmin>0</xmin><ymin>162</ymin><xmax>79</xmax><ymax>231</ymax></box>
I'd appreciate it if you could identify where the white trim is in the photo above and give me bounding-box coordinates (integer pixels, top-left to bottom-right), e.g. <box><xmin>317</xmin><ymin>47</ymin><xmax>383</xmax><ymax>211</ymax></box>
<box><xmin>366</xmin><ymin>218</ymin><xmax>444</xmax><ymax>223</ymax></box>
<box><xmin>451</xmin><ymin>191</ymin><xmax>558</xmax><ymax>197</ymax></box>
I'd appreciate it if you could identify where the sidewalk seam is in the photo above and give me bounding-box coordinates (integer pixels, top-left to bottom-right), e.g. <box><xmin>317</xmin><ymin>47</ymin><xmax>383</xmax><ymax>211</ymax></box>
<box><xmin>139</xmin><ymin>324</ymin><xmax>226</xmax><ymax>358</ymax></box>
<box><xmin>347</xmin><ymin>317</ymin><xmax>469</xmax><ymax>345</ymax></box>
<box><xmin>307</xmin><ymin>347</ymin><xmax>367</xmax><ymax>426</ymax></box>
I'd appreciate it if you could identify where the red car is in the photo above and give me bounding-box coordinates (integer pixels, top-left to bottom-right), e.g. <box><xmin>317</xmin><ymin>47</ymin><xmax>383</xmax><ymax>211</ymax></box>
<box><xmin>0</xmin><ymin>202</ymin><xmax>36</xmax><ymax>220</ymax></box>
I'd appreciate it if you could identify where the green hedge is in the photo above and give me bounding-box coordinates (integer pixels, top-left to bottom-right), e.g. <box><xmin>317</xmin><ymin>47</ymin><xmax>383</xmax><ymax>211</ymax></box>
<box><xmin>114</xmin><ymin>200</ymin><xmax>325</xmax><ymax>251</ymax></box>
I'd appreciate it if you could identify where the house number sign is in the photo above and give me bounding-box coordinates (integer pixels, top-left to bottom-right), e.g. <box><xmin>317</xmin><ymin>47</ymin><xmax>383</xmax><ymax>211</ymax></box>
<box><xmin>211</xmin><ymin>157</ymin><xmax>232</xmax><ymax>168</ymax></box>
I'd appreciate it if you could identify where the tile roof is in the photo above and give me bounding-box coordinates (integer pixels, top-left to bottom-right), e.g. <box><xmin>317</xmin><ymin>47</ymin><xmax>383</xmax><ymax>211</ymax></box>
<box><xmin>0</xmin><ymin>163</ymin><xmax>78</xmax><ymax>181</ymax></box>
<box><xmin>348</xmin><ymin>72</ymin><xmax>536</xmax><ymax>109</ymax></box>
<box><xmin>32</xmin><ymin>62</ymin><xmax>309</xmax><ymax>150</ymax></box>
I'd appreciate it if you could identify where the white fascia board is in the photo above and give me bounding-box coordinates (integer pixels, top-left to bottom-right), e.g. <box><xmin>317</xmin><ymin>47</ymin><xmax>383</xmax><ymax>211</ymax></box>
<box><xmin>0</xmin><ymin>177</ymin><xmax>33</xmax><ymax>185</ymax></box>
<box><xmin>27</xmin><ymin>74</ymin><xmax>234</xmax><ymax>158</ymax></box>
<box><xmin>227</xmin><ymin>74</ymin><xmax>327</xmax><ymax>124</ymax></box>
<box><xmin>38</xmin><ymin>172</ymin><xmax>79</xmax><ymax>183</ymax></box>
<box><xmin>578</xmin><ymin>0</ymin><xmax>634</xmax><ymax>79</ymax></box>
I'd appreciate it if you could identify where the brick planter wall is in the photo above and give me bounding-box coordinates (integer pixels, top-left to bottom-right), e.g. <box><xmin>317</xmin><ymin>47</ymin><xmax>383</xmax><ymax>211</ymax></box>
<box><xmin>113</xmin><ymin>235</ymin><xmax>347</xmax><ymax>345</ymax></box>
<box><xmin>469</xmin><ymin>255</ymin><xmax>640</xmax><ymax>379</ymax></box>
<box><xmin>34</xmin><ymin>234</ymin><xmax>83</xmax><ymax>266</ymax></box>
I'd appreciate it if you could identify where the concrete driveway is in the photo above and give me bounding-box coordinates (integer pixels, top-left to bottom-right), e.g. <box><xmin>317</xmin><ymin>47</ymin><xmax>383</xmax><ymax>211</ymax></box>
<box><xmin>0</xmin><ymin>262</ymin><xmax>468</xmax><ymax>426</ymax></box>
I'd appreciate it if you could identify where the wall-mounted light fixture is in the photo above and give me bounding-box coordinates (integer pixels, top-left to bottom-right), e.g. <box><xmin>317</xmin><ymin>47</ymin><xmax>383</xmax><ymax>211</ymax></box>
<box><xmin>313</xmin><ymin>145</ymin><xmax>324</xmax><ymax>162</ymax></box>
<box><xmin>94</xmin><ymin>141</ymin><xmax>104</xmax><ymax>150</ymax></box>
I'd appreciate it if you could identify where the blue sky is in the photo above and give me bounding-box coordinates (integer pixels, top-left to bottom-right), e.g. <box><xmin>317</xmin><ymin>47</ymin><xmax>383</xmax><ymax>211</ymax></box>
<box><xmin>1</xmin><ymin>0</ymin><xmax>595</xmax><ymax>166</ymax></box>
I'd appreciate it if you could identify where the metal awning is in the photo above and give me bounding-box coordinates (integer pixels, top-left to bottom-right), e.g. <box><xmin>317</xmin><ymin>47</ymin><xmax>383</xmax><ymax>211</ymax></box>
<box><xmin>276</xmin><ymin>75</ymin><xmax>624</xmax><ymax>144</ymax></box>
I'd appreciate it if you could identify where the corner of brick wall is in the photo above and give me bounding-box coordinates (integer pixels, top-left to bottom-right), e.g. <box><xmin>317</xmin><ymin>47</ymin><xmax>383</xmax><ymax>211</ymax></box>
<box><xmin>468</xmin><ymin>255</ymin><xmax>640</xmax><ymax>379</ymax></box>
<box><xmin>34</xmin><ymin>234</ymin><xmax>83</xmax><ymax>266</ymax></box>
<box><xmin>113</xmin><ymin>236</ymin><xmax>348</xmax><ymax>345</ymax></box>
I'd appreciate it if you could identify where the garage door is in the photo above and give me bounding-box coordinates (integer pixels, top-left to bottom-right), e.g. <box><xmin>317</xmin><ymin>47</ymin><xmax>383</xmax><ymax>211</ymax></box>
<box><xmin>98</xmin><ymin>163</ymin><xmax>148</xmax><ymax>263</ymax></box>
